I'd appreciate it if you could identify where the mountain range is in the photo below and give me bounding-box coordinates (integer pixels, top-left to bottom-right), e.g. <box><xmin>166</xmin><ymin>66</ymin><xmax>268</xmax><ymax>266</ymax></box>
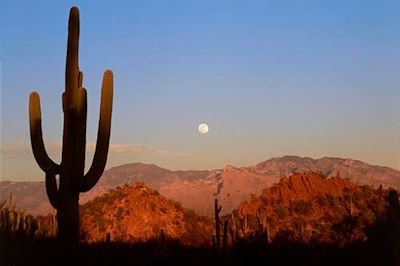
<box><xmin>79</xmin><ymin>171</ymin><xmax>391</xmax><ymax>247</ymax></box>
<box><xmin>1</xmin><ymin>156</ymin><xmax>399</xmax><ymax>216</ymax></box>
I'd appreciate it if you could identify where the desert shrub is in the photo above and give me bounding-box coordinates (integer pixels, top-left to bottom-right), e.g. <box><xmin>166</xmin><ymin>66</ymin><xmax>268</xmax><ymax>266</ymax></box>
<box><xmin>250</xmin><ymin>194</ymin><xmax>257</xmax><ymax>202</ymax></box>
<box><xmin>333</xmin><ymin>214</ymin><xmax>360</xmax><ymax>242</ymax></box>
<box><xmin>314</xmin><ymin>171</ymin><xmax>326</xmax><ymax>179</ymax></box>
<box><xmin>293</xmin><ymin>217</ymin><xmax>305</xmax><ymax>231</ymax></box>
<box><xmin>173</xmin><ymin>201</ymin><xmax>183</xmax><ymax>211</ymax></box>
<box><xmin>184</xmin><ymin>209</ymin><xmax>198</xmax><ymax>224</ymax></box>
<box><xmin>316</xmin><ymin>195</ymin><xmax>328</xmax><ymax>207</ymax></box>
<box><xmin>273</xmin><ymin>229</ymin><xmax>297</xmax><ymax>244</ymax></box>
<box><xmin>97</xmin><ymin>216</ymin><xmax>105</xmax><ymax>231</ymax></box>
<box><xmin>275</xmin><ymin>205</ymin><xmax>289</xmax><ymax>218</ymax></box>
<box><xmin>326</xmin><ymin>193</ymin><xmax>338</xmax><ymax>208</ymax></box>
<box><xmin>152</xmin><ymin>224</ymin><xmax>161</xmax><ymax>235</ymax></box>
<box><xmin>292</xmin><ymin>200</ymin><xmax>312</xmax><ymax>215</ymax></box>
<box><xmin>115</xmin><ymin>207</ymin><xmax>123</xmax><ymax>221</ymax></box>
<box><xmin>261</xmin><ymin>196</ymin><xmax>270</xmax><ymax>205</ymax></box>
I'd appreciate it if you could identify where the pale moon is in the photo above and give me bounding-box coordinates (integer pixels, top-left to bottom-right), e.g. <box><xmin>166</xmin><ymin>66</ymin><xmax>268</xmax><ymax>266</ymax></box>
<box><xmin>198</xmin><ymin>123</ymin><xmax>209</xmax><ymax>134</ymax></box>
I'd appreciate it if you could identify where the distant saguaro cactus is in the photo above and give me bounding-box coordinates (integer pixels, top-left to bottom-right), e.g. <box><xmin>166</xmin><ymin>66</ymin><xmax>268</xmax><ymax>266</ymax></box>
<box><xmin>214</xmin><ymin>198</ymin><xmax>222</xmax><ymax>249</ymax></box>
<box><xmin>229</xmin><ymin>212</ymin><xmax>237</xmax><ymax>245</ymax></box>
<box><xmin>29</xmin><ymin>6</ymin><xmax>113</xmax><ymax>245</ymax></box>
<box><xmin>222</xmin><ymin>218</ymin><xmax>228</xmax><ymax>252</ymax></box>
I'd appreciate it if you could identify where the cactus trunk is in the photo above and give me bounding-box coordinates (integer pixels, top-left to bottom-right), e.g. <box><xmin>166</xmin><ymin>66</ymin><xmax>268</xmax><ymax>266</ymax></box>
<box><xmin>28</xmin><ymin>6</ymin><xmax>113</xmax><ymax>246</ymax></box>
<box><xmin>57</xmin><ymin>193</ymin><xmax>79</xmax><ymax>243</ymax></box>
<box><xmin>214</xmin><ymin>198</ymin><xmax>222</xmax><ymax>250</ymax></box>
<box><xmin>222</xmin><ymin>219</ymin><xmax>228</xmax><ymax>252</ymax></box>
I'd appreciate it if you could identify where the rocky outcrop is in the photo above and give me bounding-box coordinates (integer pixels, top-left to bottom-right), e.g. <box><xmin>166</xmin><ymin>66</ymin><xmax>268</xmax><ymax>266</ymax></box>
<box><xmin>235</xmin><ymin>172</ymin><xmax>386</xmax><ymax>245</ymax></box>
<box><xmin>263</xmin><ymin>172</ymin><xmax>358</xmax><ymax>205</ymax></box>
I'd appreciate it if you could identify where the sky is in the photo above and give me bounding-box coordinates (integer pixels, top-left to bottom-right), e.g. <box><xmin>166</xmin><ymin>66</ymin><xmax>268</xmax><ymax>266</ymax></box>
<box><xmin>1</xmin><ymin>0</ymin><xmax>399</xmax><ymax>181</ymax></box>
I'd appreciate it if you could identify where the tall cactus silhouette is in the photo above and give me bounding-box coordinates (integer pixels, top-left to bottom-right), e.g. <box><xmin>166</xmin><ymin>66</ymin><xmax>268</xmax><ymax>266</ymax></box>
<box><xmin>214</xmin><ymin>198</ymin><xmax>222</xmax><ymax>249</ymax></box>
<box><xmin>29</xmin><ymin>6</ymin><xmax>113</xmax><ymax>245</ymax></box>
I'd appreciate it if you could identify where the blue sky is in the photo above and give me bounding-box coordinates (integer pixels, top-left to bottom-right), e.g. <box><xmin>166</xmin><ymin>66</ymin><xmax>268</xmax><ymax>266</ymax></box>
<box><xmin>1</xmin><ymin>0</ymin><xmax>399</xmax><ymax>180</ymax></box>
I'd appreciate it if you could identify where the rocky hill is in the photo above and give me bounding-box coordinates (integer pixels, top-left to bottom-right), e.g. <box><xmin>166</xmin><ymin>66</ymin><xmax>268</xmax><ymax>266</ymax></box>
<box><xmin>2</xmin><ymin>156</ymin><xmax>399</xmax><ymax>216</ymax></box>
<box><xmin>79</xmin><ymin>182</ymin><xmax>213</xmax><ymax>246</ymax></box>
<box><xmin>231</xmin><ymin>172</ymin><xmax>389</xmax><ymax>245</ymax></box>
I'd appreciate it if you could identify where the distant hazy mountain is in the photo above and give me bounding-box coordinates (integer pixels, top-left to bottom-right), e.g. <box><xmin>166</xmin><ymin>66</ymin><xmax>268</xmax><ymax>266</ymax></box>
<box><xmin>0</xmin><ymin>181</ymin><xmax>51</xmax><ymax>215</ymax></box>
<box><xmin>1</xmin><ymin>156</ymin><xmax>399</xmax><ymax>216</ymax></box>
<box><xmin>252</xmin><ymin>156</ymin><xmax>400</xmax><ymax>187</ymax></box>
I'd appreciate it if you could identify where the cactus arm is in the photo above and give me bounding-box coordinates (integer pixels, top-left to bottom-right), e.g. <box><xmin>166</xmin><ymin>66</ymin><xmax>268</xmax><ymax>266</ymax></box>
<box><xmin>62</xmin><ymin>70</ymin><xmax>82</xmax><ymax>113</ymax></box>
<box><xmin>76</xmin><ymin>87</ymin><xmax>87</xmax><ymax>121</ymax></box>
<box><xmin>45</xmin><ymin>170</ymin><xmax>59</xmax><ymax>209</ymax></box>
<box><xmin>76</xmin><ymin>87</ymin><xmax>88</xmax><ymax>180</ymax></box>
<box><xmin>29</xmin><ymin>92</ymin><xmax>60</xmax><ymax>172</ymax></box>
<box><xmin>62</xmin><ymin>92</ymin><xmax>67</xmax><ymax>113</ymax></box>
<box><xmin>65</xmin><ymin>7</ymin><xmax>80</xmax><ymax>100</ymax></box>
<box><xmin>80</xmin><ymin>70</ymin><xmax>113</xmax><ymax>192</ymax></box>
<box><xmin>78</xmin><ymin>71</ymin><xmax>83</xmax><ymax>88</ymax></box>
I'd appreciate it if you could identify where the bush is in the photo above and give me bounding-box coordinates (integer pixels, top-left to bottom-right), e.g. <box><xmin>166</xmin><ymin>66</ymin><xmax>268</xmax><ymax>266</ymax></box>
<box><xmin>275</xmin><ymin>205</ymin><xmax>289</xmax><ymax>218</ymax></box>
<box><xmin>316</xmin><ymin>195</ymin><xmax>328</xmax><ymax>207</ymax></box>
<box><xmin>293</xmin><ymin>217</ymin><xmax>305</xmax><ymax>231</ymax></box>
<box><xmin>261</xmin><ymin>197</ymin><xmax>270</xmax><ymax>205</ymax></box>
<box><xmin>292</xmin><ymin>200</ymin><xmax>312</xmax><ymax>215</ymax></box>
<box><xmin>115</xmin><ymin>207</ymin><xmax>123</xmax><ymax>221</ymax></box>
<box><xmin>326</xmin><ymin>193</ymin><xmax>338</xmax><ymax>208</ymax></box>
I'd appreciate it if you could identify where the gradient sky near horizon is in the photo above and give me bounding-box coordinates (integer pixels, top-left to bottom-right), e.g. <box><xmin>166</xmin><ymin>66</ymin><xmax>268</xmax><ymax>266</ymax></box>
<box><xmin>1</xmin><ymin>0</ymin><xmax>399</xmax><ymax>181</ymax></box>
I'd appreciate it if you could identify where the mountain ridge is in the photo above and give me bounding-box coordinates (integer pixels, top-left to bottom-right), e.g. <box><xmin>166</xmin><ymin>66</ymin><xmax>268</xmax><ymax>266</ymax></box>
<box><xmin>1</xmin><ymin>155</ymin><xmax>399</xmax><ymax>216</ymax></box>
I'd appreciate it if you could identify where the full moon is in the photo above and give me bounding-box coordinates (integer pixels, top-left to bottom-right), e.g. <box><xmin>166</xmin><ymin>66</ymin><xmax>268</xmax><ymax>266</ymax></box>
<box><xmin>198</xmin><ymin>123</ymin><xmax>209</xmax><ymax>134</ymax></box>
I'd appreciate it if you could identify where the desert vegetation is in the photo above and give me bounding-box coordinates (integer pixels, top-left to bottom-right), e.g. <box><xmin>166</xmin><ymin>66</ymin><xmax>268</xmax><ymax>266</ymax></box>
<box><xmin>2</xmin><ymin>4</ymin><xmax>399</xmax><ymax>266</ymax></box>
<box><xmin>2</xmin><ymin>172</ymin><xmax>400</xmax><ymax>265</ymax></box>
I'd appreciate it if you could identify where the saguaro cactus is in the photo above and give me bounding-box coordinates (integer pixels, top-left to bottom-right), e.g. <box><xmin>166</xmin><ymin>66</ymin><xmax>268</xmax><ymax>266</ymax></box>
<box><xmin>229</xmin><ymin>212</ymin><xmax>237</xmax><ymax>245</ymax></box>
<box><xmin>29</xmin><ymin>7</ymin><xmax>113</xmax><ymax>245</ymax></box>
<box><xmin>222</xmin><ymin>218</ymin><xmax>228</xmax><ymax>252</ymax></box>
<box><xmin>214</xmin><ymin>198</ymin><xmax>222</xmax><ymax>249</ymax></box>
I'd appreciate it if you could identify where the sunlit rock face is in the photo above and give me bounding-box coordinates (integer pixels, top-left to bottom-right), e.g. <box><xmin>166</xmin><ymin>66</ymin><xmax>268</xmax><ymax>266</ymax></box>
<box><xmin>235</xmin><ymin>172</ymin><xmax>386</xmax><ymax>245</ymax></box>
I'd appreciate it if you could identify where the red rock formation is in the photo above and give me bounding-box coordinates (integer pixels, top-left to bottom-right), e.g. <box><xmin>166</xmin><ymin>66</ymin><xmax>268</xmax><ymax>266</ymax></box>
<box><xmin>262</xmin><ymin>172</ymin><xmax>358</xmax><ymax>205</ymax></box>
<box><xmin>235</xmin><ymin>172</ymin><xmax>386</xmax><ymax>245</ymax></box>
